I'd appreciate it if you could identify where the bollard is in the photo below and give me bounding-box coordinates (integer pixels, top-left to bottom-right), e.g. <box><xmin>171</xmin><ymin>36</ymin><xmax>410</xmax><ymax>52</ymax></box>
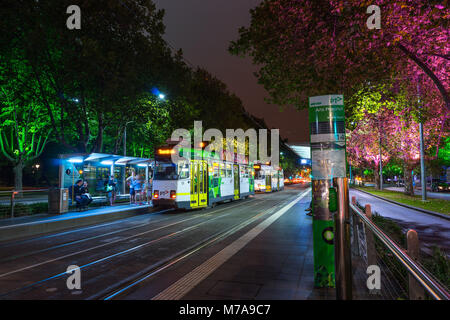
<box><xmin>333</xmin><ymin>177</ymin><xmax>352</xmax><ymax>300</ymax></box>
<box><xmin>407</xmin><ymin>230</ymin><xmax>425</xmax><ymax>300</ymax></box>
<box><xmin>364</xmin><ymin>204</ymin><xmax>377</xmax><ymax>268</ymax></box>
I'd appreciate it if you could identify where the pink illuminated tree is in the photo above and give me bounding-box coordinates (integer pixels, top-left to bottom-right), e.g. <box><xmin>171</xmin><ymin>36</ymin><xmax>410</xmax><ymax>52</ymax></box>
<box><xmin>347</xmin><ymin>104</ymin><xmax>443</xmax><ymax>195</ymax></box>
<box><xmin>230</xmin><ymin>0</ymin><xmax>449</xmax><ymax>113</ymax></box>
<box><xmin>347</xmin><ymin>109</ymin><xmax>392</xmax><ymax>189</ymax></box>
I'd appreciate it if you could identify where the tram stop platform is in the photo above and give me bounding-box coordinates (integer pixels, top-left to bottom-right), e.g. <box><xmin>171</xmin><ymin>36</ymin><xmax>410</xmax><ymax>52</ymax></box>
<box><xmin>0</xmin><ymin>203</ymin><xmax>153</xmax><ymax>243</ymax></box>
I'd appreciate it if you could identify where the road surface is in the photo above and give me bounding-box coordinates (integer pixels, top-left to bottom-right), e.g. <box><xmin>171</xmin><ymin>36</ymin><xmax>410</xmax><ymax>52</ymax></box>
<box><xmin>350</xmin><ymin>189</ymin><xmax>450</xmax><ymax>257</ymax></box>
<box><xmin>0</xmin><ymin>184</ymin><xmax>310</xmax><ymax>300</ymax></box>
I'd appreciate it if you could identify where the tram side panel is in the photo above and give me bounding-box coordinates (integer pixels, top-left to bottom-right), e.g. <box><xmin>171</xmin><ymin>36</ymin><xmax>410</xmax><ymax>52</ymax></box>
<box><xmin>271</xmin><ymin>170</ymin><xmax>278</xmax><ymax>191</ymax></box>
<box><xmin>278</xmin><ymin>170</ymin><xmax>284</xmax><ymax>190</ymax></box>
<box><xmin>208</xmin><ymin>161</ymin><xmax>236</xmax><ymax>206</ymax></box>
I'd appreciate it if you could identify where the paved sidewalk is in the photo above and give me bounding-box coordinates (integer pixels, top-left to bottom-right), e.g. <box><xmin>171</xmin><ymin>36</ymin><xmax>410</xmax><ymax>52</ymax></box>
<box><xmin>184</xmin><ymin>198</ymin><xmax>314</xmax><ymax>299</ymax></box>
<box><xmin>177</xmin><ymin>194</ymin><xmax>338</xmax><ymax>300</ymax></box>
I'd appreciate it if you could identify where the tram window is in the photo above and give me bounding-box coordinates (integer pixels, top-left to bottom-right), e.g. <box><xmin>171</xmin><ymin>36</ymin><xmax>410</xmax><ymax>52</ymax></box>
<box><xmin>177</xmin><ymin>163</ymin><xmax>189</xmax><ymax>179</ymax></box>
<box><xmin>154</xmin><ymin>162</ymin><xmax>178</xmax><ymax>180</ymax></box>
<box><xmin>225</xmin><ymin>164</ymin><xmax>231</xmax><ymax>177</ymax></box>
<box><xmin>220</xmin><ymin>164</ymin><xmax>226</xmax><ymax>177</ymax></box>
<box><xmin>213</xmin><ymin>165</ymin><xmax>219</xmax><ymax>178</ymax></box>
<box><xmin>255</xmin><ymin>170</ymin><xmax>264</xmax><ymax>179</ymax></box>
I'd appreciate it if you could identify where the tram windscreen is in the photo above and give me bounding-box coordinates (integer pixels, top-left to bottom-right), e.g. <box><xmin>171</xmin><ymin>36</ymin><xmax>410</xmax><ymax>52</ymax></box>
<box><xmin>255</xmin><ymin>170</ymin><xmax>265</xmax><ymax>179</ymax></box>
<box><xmin>154</xmin><ymin>162</ymin><xmax>178</xmax><ymax>180</ymax></box>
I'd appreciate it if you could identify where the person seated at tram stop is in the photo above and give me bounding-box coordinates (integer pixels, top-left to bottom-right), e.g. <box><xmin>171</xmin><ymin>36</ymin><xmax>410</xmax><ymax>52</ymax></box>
<box><xmin>69</xmin><ymin>179</ymin><xmax>89</xmax><ymax>211</ymax></box>
<box><xmin>81</xmin><ymin>180</ymin><xmax>93</xmax><ymax>207</ymax></box>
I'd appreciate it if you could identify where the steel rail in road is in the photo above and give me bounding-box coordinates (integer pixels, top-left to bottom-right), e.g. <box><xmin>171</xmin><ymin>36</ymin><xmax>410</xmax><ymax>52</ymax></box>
<box><xmin>0</xmin><ymin>208</ymin><xmax>175</xmax><ymax>263</ymax></box>
<box><xmin>0</xmin><ymin>195</ymin><xmax>278</xmax><ymax>298</ymax></box>
<box><xmin>350</xmin><ymin>202</ymin><xmax>450</xmax><ymax>300</ymax></box>
<box><xmin>99</xmin><ymin>189</ymin><xmax>310</xmax><ymax>300</ymax></box>
<box><xmin>0</xmin><ymin>196</ymin><xmax>261</xmax><ymax>264</ymax></box>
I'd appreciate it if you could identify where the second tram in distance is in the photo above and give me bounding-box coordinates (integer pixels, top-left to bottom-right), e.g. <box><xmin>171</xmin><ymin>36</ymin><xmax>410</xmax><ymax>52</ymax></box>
<box><xmin>253</xmin><ymin>163</ymin><xmax>284</xmax><ymax>193</ymax></box>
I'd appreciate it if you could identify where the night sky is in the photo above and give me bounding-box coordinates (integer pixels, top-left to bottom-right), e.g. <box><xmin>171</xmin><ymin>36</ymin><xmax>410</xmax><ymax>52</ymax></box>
<box><xmin>152</xmin><ymin>0</ymin><xmax>310</xmax><ymax>144</ymax></box>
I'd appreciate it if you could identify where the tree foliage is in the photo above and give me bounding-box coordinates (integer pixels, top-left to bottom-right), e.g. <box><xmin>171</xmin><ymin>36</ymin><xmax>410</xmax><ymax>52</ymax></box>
<box><xmin>230</xmin><ymin>0</ymin><xmax>449</xmax><ymax>112</ymax></box>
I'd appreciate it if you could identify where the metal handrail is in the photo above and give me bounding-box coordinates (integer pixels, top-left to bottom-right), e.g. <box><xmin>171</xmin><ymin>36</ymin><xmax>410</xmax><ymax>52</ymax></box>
<box><xmin>0</xmin><ymin>189</ymin><xmax>50</xmax><ymax>195</ymax></box>
<box><xmin>350</xmin><ymin>202</ymin><xmax>450</xmax><ymax>300</ymax></box>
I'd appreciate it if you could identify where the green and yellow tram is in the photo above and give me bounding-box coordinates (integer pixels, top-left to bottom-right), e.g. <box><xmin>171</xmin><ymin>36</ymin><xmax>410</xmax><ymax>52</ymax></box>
<box><xmin>152</xmin><ymin>144</ymin><xmax>255</xmax><ymax>209</ymax></box>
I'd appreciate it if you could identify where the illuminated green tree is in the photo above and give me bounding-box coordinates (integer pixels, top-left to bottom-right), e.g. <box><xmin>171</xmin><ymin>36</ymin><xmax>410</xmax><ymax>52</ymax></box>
<box><xmin>0</xmin><ymin>54</ymin><xmax>51</xmax><ymax>191</ymax></box>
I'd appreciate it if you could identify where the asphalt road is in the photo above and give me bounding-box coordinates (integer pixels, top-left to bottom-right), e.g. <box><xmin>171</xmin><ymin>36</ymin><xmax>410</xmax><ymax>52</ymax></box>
<box><xmin>350</xmin><ymin>189</ymin><xmax>450</xmax><ymax>257</ymax></box>
<box><xmin>0</xmin><ymin>184</ymin><xmax>309</xmax><ymax>300</ymax></box>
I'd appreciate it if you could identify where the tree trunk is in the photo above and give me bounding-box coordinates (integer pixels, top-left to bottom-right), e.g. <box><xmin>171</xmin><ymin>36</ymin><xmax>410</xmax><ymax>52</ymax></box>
<box><xmin>92</xmin><ymin>113</ymin><xmax>104</xmax><ymax>153</ymax></box>
<box><xmin>13</xmin><ymin>161</ymin><xmax>24</xmax><ymax>197</ymax></box>
<box><xmin>403</xmin><ymin>163</ymin><xmax>414</xmax><ymax>196</ymax></box>
<box><xmin>374</xmin><ymin>168</ymin><xmax>381</xmax><ymax>190</ymax></box>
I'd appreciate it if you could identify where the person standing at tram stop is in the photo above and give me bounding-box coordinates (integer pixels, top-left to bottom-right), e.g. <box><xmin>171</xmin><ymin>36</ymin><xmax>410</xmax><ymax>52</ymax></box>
<box><xmin>126</xmin><ymin>170</ymin><xmax>136</xmax><ymax>204</ymax></box>
<box><xmin>144</xmin><ymin>177</ymin><xmax>153</xmax><ymax>204</ymax></box>
<box><xmin>133</xmin><ymin>174</ymin><xmax>143</xmax><ymax>205</ymax></box>
<box><xmin>105</xmin><ymin>175</ymin><xmax>117</xmax><ymax>206</ymax></box>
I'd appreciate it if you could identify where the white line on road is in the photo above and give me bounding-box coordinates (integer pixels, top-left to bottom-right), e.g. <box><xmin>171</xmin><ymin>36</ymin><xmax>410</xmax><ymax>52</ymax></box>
<box><xmin>152</xmin><ymin>188</ymin><xmax>310</xmax><ymax>300</ymax></box>
<box><xmin>0</xmin><ymin>198</ymin><xmax>264</xmax><ymax>280</ymax></box>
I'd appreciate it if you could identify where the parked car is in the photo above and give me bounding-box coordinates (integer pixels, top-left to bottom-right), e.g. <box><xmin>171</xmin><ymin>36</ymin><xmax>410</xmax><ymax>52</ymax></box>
<box><xmin>431</xmin><ymin>179</ymin><xmax>450</xmax><ymax>192</ymax></box>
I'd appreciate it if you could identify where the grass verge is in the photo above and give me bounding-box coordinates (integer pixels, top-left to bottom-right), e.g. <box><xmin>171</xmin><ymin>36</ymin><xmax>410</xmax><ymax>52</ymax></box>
<box><xmin>354</xmin><ymin>186</ymin><xmax>449</xmax><ymax>215</ymax></box>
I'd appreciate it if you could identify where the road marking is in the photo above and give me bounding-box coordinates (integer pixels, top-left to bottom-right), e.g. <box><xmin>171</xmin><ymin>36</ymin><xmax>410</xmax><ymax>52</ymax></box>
<box><xmin>0</xmin><ymin>198</ymin><xmax>264</xmax><ymax>280</ymax></box>
<box><xmin>152</xmin><ymin>188</ymin><xmax>310</xmax><ymax>300</ymax></box>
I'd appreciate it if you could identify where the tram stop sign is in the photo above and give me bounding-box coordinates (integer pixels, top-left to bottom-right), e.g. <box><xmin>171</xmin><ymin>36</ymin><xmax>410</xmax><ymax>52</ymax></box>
<box><xmin>309</xmin><ymin>94</ymin><xmax>347</xmax><ymax>288</ymax></box>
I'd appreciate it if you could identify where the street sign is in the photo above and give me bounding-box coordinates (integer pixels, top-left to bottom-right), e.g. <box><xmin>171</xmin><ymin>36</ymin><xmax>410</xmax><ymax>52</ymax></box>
<box><xmin>309</xmin><ymin>94</ymin><xmax>347</xmax><ymax>288</ymax></box>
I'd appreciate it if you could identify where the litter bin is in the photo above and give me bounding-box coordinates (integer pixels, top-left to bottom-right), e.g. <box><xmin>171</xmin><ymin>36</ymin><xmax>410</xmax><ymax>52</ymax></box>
<box><xmin>48</xmin><ymin>188</ymin><xmax>69</xmax><ymax>214</ymax></box>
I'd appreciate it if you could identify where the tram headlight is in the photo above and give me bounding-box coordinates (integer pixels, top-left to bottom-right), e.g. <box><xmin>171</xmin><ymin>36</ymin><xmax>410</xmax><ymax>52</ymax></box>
<box><xmin>170</xmin><ymin>190</ymin><xmax>176</xmax><ymax>199</ymax></box>
<box><xmin>153</xmin><ymin>190</ymin><xmax>159</xmax><ymax>199</ymax></box>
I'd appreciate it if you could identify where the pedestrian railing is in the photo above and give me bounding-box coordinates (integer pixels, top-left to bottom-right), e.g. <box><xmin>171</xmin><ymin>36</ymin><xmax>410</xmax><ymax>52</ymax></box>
<box><xmin>0</xmin><ymin>189</ymin><xmax>137</xmax><ymax>219</ymax></box>
<box><xmin>0</xmin><ymin>189</ymin><xmax>50</xmax><ymax>219</ymax></box>
<box><xmin>349</xmin><ymin>196</ymin><xmax>450</xmax><ymax>300</ymax></box>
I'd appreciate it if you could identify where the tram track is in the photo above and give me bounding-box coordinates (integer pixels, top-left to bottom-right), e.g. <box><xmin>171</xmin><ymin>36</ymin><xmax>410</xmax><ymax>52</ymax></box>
<box><xmin>0</xmin><ymin>197</ymin><xmax>273</xmax><ymax>298</ymax></box>
<box><xmin>0</xmin><ymin>197</ymin><xmax>261</xmax><ymax>264</ymax></box>
<box><xmin>0</xmin><ymin>188</ymin><xmax>309</xmax><ymax>299</ymax></box>
<box><xmin>98</xmin><ymin>189</ymin><xmax>309</xmax><ymax>300</ymax></box>
<box><xmin>0</xmin><ymin>198</ymin><xmax>264</xmax><ymax>281</ymax></box>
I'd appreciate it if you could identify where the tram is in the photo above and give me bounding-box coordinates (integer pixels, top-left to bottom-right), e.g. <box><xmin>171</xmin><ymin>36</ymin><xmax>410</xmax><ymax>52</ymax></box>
<box><xmin>151</xmin><ymin>144</ymin><xmax>255</xmax><ymax>209</ymax></box>
<box><xmin>253</xmin><ymin>163</ymin><xmax>284</xmax><ymax>193</ymax></box>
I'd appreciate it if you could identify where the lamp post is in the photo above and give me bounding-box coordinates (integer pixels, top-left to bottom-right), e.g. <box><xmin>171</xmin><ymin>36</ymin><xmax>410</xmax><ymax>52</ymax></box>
<box><xmin>417</xmin><ymin>82</ymin><xmax>427</xmax><ymax>201</ymax></box>
<box><xmin>123</xmin><ymin>121</ymin><xmax>134</xmax><ymax>195</ymax></box>
<box><xmin>123</xmin><ymin>121</ymin><xmax>134</xmax><ymax>157</ymax></box>
<box><xmin>379</xmin><ymin>134</ymin><xmax>383</xmax><ymax>190</ymax></box>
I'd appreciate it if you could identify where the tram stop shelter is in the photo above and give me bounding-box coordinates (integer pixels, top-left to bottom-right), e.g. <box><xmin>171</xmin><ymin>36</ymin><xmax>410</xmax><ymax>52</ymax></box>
<box><xmin>58</xmin><ymin>153</ymin><xmax>153</xmax><ymax>197</ymax></box>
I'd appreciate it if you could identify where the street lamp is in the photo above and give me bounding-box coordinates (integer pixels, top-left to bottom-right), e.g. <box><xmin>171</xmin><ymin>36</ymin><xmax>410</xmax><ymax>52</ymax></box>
<box><xmin>417</xmin><ymin>81</ymin><xmax>427</xmax><ymax>201</ymax></box>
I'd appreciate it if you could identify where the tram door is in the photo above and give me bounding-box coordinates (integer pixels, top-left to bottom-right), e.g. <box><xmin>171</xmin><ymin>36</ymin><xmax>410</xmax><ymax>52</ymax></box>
<box><xmin>199</xmin><ymin>161</ymin><xmax>207</xmax><ymax>206</ymax></box>
<box><xmin>265</xmin><ymin>171</ymin><xmax>272</xmax><ymax>192</ymax></box>
<box><xmin>190</xmin><ymin>160</ymin><xmax>207</xmax><ymax>208</ymax></box>
<box><xmin>233</xmin><ymin>164</ymin><xmax>240</xmax><ymax>200</ymax></box>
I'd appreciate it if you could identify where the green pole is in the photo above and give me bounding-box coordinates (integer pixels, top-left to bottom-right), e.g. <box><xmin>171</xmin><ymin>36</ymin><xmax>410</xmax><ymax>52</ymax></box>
<box><xmin>309</xmin><ymin>95</ymin><xmax>346</xmax><ymax>288</ymax></box>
